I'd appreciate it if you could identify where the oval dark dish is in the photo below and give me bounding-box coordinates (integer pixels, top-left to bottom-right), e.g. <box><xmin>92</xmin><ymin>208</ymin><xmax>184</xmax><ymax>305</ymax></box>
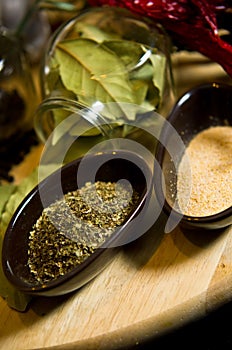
<box><xmin>155</xmin><ymin>82</ymin><xmax>232</xmax><ymax>231</ymax></box>
<box><xmin>2</xmin><ymin>150</ymin><xmax>152</xmax><ymax>296</ymax></box>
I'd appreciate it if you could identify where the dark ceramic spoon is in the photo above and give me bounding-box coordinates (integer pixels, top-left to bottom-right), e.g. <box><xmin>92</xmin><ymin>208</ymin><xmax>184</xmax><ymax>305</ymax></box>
<box><xmin>2</xmin><ymin>150</ymin><xmax>152</xmax><ymax>296</ymax></box>
<box><xmin>155</xmin><ymin>82</ymin><xmax>232</xmax><ymax>231</ymax></box>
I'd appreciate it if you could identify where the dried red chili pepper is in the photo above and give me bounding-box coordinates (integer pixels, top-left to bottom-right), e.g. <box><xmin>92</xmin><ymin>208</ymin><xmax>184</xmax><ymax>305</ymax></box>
<box><xmin>88</xmin><ymin>0</ymin><xmax>232</xmax><ymax>77</ymax></box>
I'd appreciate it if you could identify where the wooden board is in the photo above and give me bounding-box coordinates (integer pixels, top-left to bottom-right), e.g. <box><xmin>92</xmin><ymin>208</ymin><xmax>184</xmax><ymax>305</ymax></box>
<box><xmin>1</xmin><ymin>52</ymin><xmax>232</xmax><ymax>350</ymax></box>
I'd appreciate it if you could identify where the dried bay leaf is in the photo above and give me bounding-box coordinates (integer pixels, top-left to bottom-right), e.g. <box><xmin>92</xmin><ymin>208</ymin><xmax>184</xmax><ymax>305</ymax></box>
<box><xmin>55</xmin><ymin>39</ymin><xmax>141</xmax><ymax>117</ymax></box>
<box><xmin>74</xmin><ymin>22</ymin><xmax>120</xmax><ymax>43</ymax></box>
<box><xmin>150</xmin><ymin>53</ymin><xmax>166</xmax><ymax>100</ymax></box>
<box><xmin>47</xmin><ymin>24</ymin><xmax>167</xmax><ymax>141</ymax></box>
<box><xmin>103</xmin><ymin>40</ymin><xmax>147</xmax><ymax>71</ymax></box>
<box><xmin>56</xmin><ymin>39</ymin><xmax>135</xmax><ymax>100</ymax></box>
<box><xmin>129</xmin><ymin>61</ymin><xmax>154</xmax><ymax>82</ymax></box>
<box><xmin>45</xmin><ymin>56</ymin><xmax>60</xmax><ymax>95</ymax></box>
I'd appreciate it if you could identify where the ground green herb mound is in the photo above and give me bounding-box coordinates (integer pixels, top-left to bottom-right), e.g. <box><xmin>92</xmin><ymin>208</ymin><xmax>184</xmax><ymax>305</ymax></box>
<box><xmin>28</xmin><ymin>181</ymin><xmax>139</xmax><ymax>285</ymax></box>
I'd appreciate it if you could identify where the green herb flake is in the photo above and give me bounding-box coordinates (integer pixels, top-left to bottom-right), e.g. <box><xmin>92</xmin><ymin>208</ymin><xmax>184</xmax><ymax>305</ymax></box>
<box><xmin>27</xmin><ymin>181</ymin><xmax>140</xmax><ymax>285</ymax></box>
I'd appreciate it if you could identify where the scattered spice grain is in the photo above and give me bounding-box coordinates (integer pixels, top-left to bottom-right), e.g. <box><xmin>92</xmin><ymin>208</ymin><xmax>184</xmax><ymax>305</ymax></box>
<box><xmin>27</xmin><ymin>181</ymin><xmax>139</xmax><ymax>285</ymax></box>
<box><xmin>177</xmin><ymin>125</ymin><xmax>232</xmax><ymax>217</ymax></box>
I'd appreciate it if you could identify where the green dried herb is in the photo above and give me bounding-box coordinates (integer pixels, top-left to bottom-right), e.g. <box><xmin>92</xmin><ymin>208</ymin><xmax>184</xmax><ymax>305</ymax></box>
<box><xmin>47</xmin><ymin>21</ymin><xmax>167</xmax><ymax>144</ymax></box>
<box><xmin>0</xmin><ymin>164</ymin><xmax>61</xmax><ymax>311</ymax></box>
<box><xmin>28</xmin><ymin>181</ymin><xmax>139</xmax><ymax>285</ymax></box>
<box><xmin>0</xmin><ymin>171</ymin><xmax>38</xmax><ymax>311</ymax></box>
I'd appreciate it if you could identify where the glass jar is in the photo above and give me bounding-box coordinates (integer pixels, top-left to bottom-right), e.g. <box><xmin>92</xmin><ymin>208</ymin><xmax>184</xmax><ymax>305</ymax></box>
<box><xmin>34</xmin><ymin>6</ymin><xmax>175</xmax><ymax>159</ymax></box>
<box><xmin>0</xmin><ymin>27</ymin><xmax>39</xmax><ymax>142</ymax></box>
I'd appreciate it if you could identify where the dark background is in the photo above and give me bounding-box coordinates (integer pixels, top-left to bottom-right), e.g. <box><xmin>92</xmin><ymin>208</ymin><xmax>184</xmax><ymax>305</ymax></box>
<box><xmin>137</xmin><ymin>300</ymin><xmax>232</xmax><ymax>349</ymax></box>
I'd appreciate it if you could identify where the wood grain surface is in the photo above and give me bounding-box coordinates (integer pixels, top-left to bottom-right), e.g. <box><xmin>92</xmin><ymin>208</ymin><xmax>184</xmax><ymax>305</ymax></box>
<box><xmin>1</xmin><ymin>52</ymin><xmax>232</xmax><ymax>350</ymax></box>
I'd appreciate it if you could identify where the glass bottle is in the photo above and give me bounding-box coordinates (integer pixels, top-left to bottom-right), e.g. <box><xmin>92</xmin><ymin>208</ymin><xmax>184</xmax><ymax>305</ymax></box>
<box><xmin>34</xmin><ymin>6</ymin><xmax>175</xmax><ymax>159</ymax></box>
